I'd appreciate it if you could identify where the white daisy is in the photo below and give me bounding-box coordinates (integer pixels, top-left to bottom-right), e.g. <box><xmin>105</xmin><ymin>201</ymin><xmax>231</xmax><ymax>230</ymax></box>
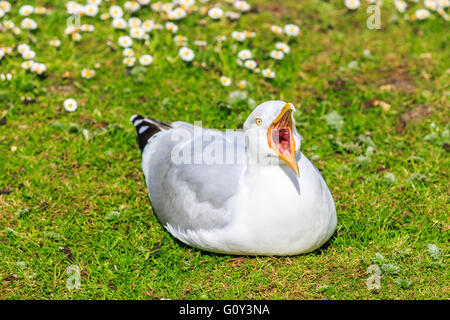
<box><xmin>80</xmin><ymin>24</ymin><xmax>95</xmax><ymax>32</ymax></box>
<box><xmin>17</xmin><ymin>44</ymin><xmax>30</xmax><ymax>54</ymax></box>
<box><xmin>151</xmin><ymin>2</ymin><xmax>163</xmax><ymax>12</ymax></box>
<box><xmin>22</xmin><ymin>50</ymin><xmax>36</xmax><ymax>60</ymax></box>
<box><xmin>161</xmin><ymin>2</ymin><xmax>173</xmax><ymax>13</ymax></box>
<box><xmin>72</xmin><ymin>33</ymin><xmax>82</xmax><ymax>41</ymax></box>
<box><xmin>128</xmin><ymin>17</ymin><xmax>142</xmax><ymax>28</ymax></box>
<box><xmin>21</xmin><ymin>18</ymin><xmax>38</xmax><ymax>30</ymax></box>
<box><xmin>35</xmin><ymin>7</ymin><xmax>47</xmax><ymax>15</ymax></box>
<box><xmin>244</xmin><ymin>59</ymin><xmax>257</xmax><ymax>70</ymax></box>
<box><xmin>238</xmin><ymin>80</ymin><xmax>247</xmax><ymax>89</ymax></box>
<box><xmin>208</xmin><ymin>7</ymin><xmax>223</xmax><ymax>19</ymax></box>
<box><xmin>174</xmin><ymin>35</ymin><xmax>188</xmax><ymax>46</ymax></box>
<box><xmin>345</xmin><ymin>0</ymin><xmax>360</xmax><ymax>10</ymax></box>
<box><xmin>139</xmin><ymin>54</ymin><xmax>153</xmax><ymax>66</ymax></box>
<box><xmin>165</xmin><ymin>22</ymin><xmax>178</xmax><ymax>33</ymax></box>
<box><xmin>123</xmin><ymin>48</ymin><xmax>135</xmax><ymax>57</ymax></box>
<box><xmin>31</xmin><ymin>63</ymin><xmax>46</xmax><ymax>75</ymax></box>
<box><xmin>284</xmin><ymin>24</ymin><xmax>300</xmax><ymax>36</ymax></box>
<box><xmin>179</xmin><ymin>47</ymin><xmax>194</xmax><ymax>62</ymax></box>
<box><xmin>245</xmin><ymin>30</ymin><xmax>256</xmax><ymax>38</ymax></box>
<box><xmin>66</xmin><ymin>1</ymin><xmax>83</xmax><ymax>14</ymax></box>
<box><xmin>130</xmin><ymin>27</ymin><xmax>145</xmax><ymax>39</ymax></box>
<box><xmin>49</xmin><ymin>39</ymin><xmax>61</xmax><ymax>47</ymax></box>
<box><xmin>118</xmin><ymin>35</ymin><xmax>133</xmax><ymax>48</ymax></box>
<box><xmin>84</xmin><ymin>4</ymin><xmax>98</xmax><ymax>16</ymax></box>
<box><xmin>1</xmin><ymin>47</ymin><xmax>12</xmax><ymax>55</ymax></box>
<box><xmin>124</xmin><ymin>1</ymin><xmax>140</xmax><ymax>12</ymax></box>
<box><xmin>21</xmin><ymin>60</ymin><xmax>34</xmax><ymax>69</ymax></box>
<box><xmin>231</xmin><ymin>31</ymin><xmax>246</xmax><ymax>42</ymax></box>
<box><xmin>64</xmin><ymin>26</ymin><xmax>77</xmax><ymax>35</ymax></box>
<box><xmin>424</xmin><ymin>0</ymin><xmax>437</xmax><ymax>10</ymax></box>
<box><xmin>0</xmin><ymin>1</ymin><xmax>11</xmax><ymax>12</ymax></box>
<box><xmin>414</xmin><ymin>8</ymin><xmax>431</xmax><ymax>19</ymax></box>
<box><xmin>123</xmin><ymin>56</ymin><xmax>136</xmax><ymax>67</ymax></box>
<box><xmin>215</xmin><ymin>35</ymin><xmax>226</xmax><ymax>42</ymax></box>
<box><xmin>142</xmin><ymin>20</ymin><xmax>155</xmax><ymax>32</ymax></box>
<box><xmin>234</xmin><ymin>1</ymin><xmax>251</xmax><ymax>12</ymax></box>
<box><xmin>270</xmin><ymin>25</ymin><xmax>283</xmax><ymax>35</ymax></box>
<box><xmin>100</xmin><ymin>13</ymin><xmax>109</xmax><ymax>20</ymax></box>
<box><xmin>3</xmin><ymin>20</ymin><xmax>14</xmax><ymax>30</ymax></box>
<box><xmin>112</xmin><ymin>18</ymin><xmax>128</xmax><ymax>29</ymax></box>
<box><xmin>270</xmin><ymin>50</ymin><xmax>285</xmax><ymax>60</ymax></box>
<box><xmin>81</xmin><ymin>68</ymin><xmax>96</xmax><ymax>79</ymax></box>
<box><xmin>19</xmin><ymin>5</ymin><xmax>34</xmax><ymax>16</ymax></box>
<box><xmin>262</xmin><ymin>68</ymin><xmax>275</xmax><ymax>78</ymax></box>
<box><xmin>64</xmin><ymin>98</ymin><xmax>78</xmax><ymax>112</ymax></box>
<box><xmin>109</xmin><ymin>5</ymin><xmax>123</xmax><ymax>19</ymax></box>
<box><xmin>220</xmin><ymin>76</ymin><xmax>231</xmax><ymax>86</ymax></box>
<box><xmin>275</xmin><ymin>42</ymin><xmax>290</xmax><ymax>54</ymax></box>
<box><xmin>437</xmin><ymin>0</ymin><xmax>450</xmax><ymax>8</ymax></box>
<box><xmin>0</xmin><ymin>8</ymin><xmax>4</xmax><ymax>18</ymax></box>
<box><xmin>238</xmin><ymin>49</ymin><xmax>252</xmax><ymax>60</ymax></box>
<box><xmin>169</xmin><ymin>7</ymin><xmax>187</xmax><ymax>20</ymax></box>
<box><xmin>394</xmin><ymin>0</ymin><xmax>407</xmax><ymax>13</ymax></box>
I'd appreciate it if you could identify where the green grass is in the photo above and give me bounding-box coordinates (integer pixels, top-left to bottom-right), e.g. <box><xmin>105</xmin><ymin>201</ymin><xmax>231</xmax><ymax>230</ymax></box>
<box><xmin>0</xmin><ymin>0</ymin><xmax>449</xmax><ymax>299</ymax></box>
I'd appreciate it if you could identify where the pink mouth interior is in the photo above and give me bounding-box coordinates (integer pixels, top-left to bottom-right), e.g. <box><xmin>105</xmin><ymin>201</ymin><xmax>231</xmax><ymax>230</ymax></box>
<box><xmin>272</xmin><ymin>128</ymin><xmax>291</xmax><ymax>155</ymax></box>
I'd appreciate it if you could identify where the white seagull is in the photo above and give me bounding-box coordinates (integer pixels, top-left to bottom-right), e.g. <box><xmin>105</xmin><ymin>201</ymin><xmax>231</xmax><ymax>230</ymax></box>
<box><xmin>131</xmin><ymin>101</ymin><xmax>337</xmax><ymax>256</ymax></box>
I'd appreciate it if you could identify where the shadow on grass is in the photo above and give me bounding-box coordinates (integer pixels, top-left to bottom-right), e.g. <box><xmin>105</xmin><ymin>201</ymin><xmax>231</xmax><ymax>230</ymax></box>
<box><xmin>164</xmin><ymin>228</ymin><xmax>339</xmax><ymax>260</ymax></box>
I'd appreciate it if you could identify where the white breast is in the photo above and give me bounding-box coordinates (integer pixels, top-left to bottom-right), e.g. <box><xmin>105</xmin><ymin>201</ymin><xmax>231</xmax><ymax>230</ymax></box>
<box><xmin>166</xmin><ymin>153</ymin><xmax>337</xmax><ymax>256</ymax></box>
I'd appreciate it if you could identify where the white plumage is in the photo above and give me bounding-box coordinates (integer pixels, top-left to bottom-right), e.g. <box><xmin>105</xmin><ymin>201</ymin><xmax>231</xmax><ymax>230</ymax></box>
<box><xmin>132</xmin><ymin>100</ymin><xmax>337</xmax><ymax>255</ymax></box>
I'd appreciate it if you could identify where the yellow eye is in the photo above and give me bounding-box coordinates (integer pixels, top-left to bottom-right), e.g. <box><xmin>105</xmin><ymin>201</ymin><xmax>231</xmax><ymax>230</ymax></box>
<box><xmin>255</xmin><ymin>118</ymin><xmax>262</xmax><ymax>126</ymax></box>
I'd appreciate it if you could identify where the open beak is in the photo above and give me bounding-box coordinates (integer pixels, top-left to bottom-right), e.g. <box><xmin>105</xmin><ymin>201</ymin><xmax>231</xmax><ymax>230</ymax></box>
<box><xmin>267</xmin><ymin>103</ymin><xmax>299</xmax><ymax>177</ymax></box>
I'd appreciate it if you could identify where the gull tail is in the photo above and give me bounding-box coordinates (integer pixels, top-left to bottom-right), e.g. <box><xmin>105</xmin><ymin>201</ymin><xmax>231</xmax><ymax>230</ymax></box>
<box><xmin>130</xmin><ymin>115</ymin><xmax>172</xmax><ymax>151</ymax></box>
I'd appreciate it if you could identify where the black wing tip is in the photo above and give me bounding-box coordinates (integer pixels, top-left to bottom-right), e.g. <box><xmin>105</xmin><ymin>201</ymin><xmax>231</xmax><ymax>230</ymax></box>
<box><xmin>130</xmin><ymin>114</ymin><xmax>143</xmax><ymax>125</ymax></box>
<box><xmin>130</xmin><ymin>114</ymin><xmax>171</xmax><ymax>152</ymax></box>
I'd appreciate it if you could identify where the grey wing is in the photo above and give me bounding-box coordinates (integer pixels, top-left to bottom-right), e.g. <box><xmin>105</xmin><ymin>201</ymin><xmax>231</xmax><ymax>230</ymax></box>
<box><xmin>171</xmin><ymin>121</ymin><xmax>194</xmax><ymax>129</ymax></box>
<box><xmin>142</xmin><ymin>126</ymin><xmax>247</xmax><ymax>230</ymax></box>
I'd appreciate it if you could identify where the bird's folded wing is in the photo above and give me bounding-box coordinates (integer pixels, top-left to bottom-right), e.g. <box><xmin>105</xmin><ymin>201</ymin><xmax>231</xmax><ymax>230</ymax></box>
<box><xmin>143</xmin><ymin>126</ymin><xmax>247</xmax><ymax>230</ymax></box>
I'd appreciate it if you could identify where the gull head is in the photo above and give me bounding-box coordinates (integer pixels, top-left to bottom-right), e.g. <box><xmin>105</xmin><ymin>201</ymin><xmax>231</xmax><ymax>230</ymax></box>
<box><xmin>243</xmin><ymin>101</ymin><xmax>301</xmax><ymax>176</ymax></box>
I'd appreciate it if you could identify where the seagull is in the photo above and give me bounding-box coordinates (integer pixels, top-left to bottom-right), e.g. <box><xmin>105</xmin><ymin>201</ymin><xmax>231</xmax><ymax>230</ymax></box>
<box><xmin>131</xmin><ymin>101</ymin><xmax>337</xmax><ymax>256</ymax></box>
